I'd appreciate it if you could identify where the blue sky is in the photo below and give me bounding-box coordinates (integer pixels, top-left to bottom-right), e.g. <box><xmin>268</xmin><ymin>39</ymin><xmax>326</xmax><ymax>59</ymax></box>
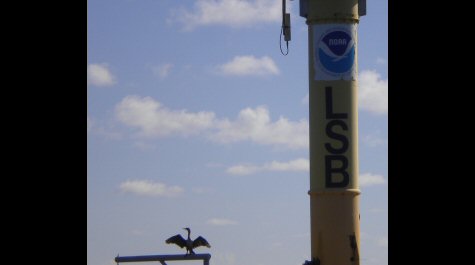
<box><xmin>87</xmin><ymin>1</ymin><xmax>387</xmax><ymax>265</ymax></box>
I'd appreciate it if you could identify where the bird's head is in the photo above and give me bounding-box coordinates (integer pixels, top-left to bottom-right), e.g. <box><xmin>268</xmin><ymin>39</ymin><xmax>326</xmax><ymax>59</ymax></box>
<box><xmin>183</xmin><ymin>227</ymin><xmax>190</xmax><ymax>233</ymax></box>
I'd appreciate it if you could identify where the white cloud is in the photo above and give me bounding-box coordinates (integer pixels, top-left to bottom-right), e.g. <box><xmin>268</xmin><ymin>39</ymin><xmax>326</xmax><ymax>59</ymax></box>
<box><xmin>87</xmin><ymin>63</ymin><xmax>115</xmax><ymax>87</ymax></box>
<box><xmin>359</xmin><ymin>70</ymin><xmax>388</xmax><ymax>115</ymax></box>
<box><xmin>227</xmin><ymin>164</ymin><xmax>260</xmax><ymax>175</ymax></box>
<box><xmin>115</xmin><ymin>95</ymin><xmax>216</xmax><ymax>137</ymax></box>
<box><xmin>303</xmin><ymin>69</ymin><xmax>388</xmax><ymax>115</ymax></box>
<box><xmin>359</xmin><ymin>173</ymin><xmax>386</xmax><ymax>187</ymax></box>
<box><xmin>206</xmin><ymin>218</ymin><xmax>238</xmax><ymax>226</ymax></box>
<box><xmin>172</xmin><ymin>0</ymin><xmax>282</xmax><ymax>30</ymax></box>
<box><xmin>115</xmin><ymin>96</ymin><xmax>309</xmax><ymax>149</ymax></box>
<box><xmin>119</xmin><ymin>180</ymin><xmax>184</xmax><ymax>197</ymax></box>
<box><xmin>218</xmin><ymin>56</ymin><xmax>279</xmax><ymax>76</ymax></box>
<box><xmin>213</xmin><ymin>106</ymin><xmax>308</xmax><ymax>149</ymax></box>
<box><xmin>362</xmin><ymin>133</ymin><xmax>387</xmax><ymax>147</ymax></box>
<box><xmin>266</xmin><ymin>159</ymin><xmax>309</xmax><ymax>172</ymax></box>
<box><xmin>153</xmin><ymin>64</ymin><xmax>173</xmax><ymax>79</ymax></box>
<box><xmin>227</xmin><ymin>158</ymin><xmax>309</xmax><ymax>175</ymax></box>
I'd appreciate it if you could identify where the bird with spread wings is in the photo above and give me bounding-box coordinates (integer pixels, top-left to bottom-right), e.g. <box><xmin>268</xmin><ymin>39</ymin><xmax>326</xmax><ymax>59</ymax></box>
<box><xmin>165</xmin><ymin>227</ymin><xmax>211</xmax><ymax>255</ymax></box>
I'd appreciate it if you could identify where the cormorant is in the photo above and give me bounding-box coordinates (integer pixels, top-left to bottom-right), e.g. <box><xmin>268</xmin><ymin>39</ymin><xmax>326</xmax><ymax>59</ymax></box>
<box><xmin>165</xmin><ymin>227</ymin><xmax>211</xmax><ymax>254</ymax></box>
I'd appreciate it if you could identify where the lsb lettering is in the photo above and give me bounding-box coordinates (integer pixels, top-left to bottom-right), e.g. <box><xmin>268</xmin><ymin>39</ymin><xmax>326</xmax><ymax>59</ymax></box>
<box><xmin>325</xmin><ymin>86</ymin><xmax>349</xmax><ymax>188</ymax></box>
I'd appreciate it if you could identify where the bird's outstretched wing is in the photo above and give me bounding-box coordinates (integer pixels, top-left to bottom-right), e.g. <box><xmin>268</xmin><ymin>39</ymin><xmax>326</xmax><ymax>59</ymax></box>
<box><xmin>166</xmin><ymin>234</ymin><xmax>186</xmax><ymax>248</ymax></box>
<box><xmin>193</xmin><ymin>236</ymin><xmax>211</xmax><ymax>248</ymax></box>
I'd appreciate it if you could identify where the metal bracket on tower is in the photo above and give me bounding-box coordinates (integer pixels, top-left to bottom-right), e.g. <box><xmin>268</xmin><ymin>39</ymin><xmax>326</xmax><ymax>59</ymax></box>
<box><xmin>299</xmin><ymin>0</ymin><xmax>308</xmax><ymax>18</ymax></box>
<box><xmin>283</xmin><ymin>13</ymin><xmax>291</xmax><ymax>41</ymax></box>
<box><xmin>280</xmin><ymin>0</ymin><xmax>292</xmax><ymax>55</ymax></box>
<box><xmin>358</xmin><ymin>0</ymin><xmax>367</xmax><ymax>16</ymax></box>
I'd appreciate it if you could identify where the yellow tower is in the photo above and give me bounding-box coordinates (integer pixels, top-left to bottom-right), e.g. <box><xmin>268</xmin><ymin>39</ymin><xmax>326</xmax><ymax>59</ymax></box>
<box><xmin>300</xmin><ymin>0</ymin><xmax>365</xmax><ymax>264</ymax></box>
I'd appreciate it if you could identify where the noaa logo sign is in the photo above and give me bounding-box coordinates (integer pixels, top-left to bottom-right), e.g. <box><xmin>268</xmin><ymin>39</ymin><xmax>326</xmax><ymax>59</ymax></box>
<box><xmin>313</xmin><ymin>24</ymin><xmax>357</xmax><ymax>81</ymax></box>
<box><xmin>319</xmin><ymin>31</ymin><xmax>355</xmax><ymax>74</ymax></box>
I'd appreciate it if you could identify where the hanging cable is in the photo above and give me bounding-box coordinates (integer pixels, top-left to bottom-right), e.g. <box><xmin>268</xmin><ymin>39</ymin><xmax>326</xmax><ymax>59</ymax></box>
<box><xmin>280</xmin><ymin>26</ymin><xmax>289</xmax><ymax>56</ymax></box>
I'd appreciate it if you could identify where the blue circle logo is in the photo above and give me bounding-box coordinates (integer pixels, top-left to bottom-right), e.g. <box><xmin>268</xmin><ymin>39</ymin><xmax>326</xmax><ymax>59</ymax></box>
<box><xmin>318</xmin><ymin>30</ymin><xmax>355</xmax><ymax>74</ymax></box>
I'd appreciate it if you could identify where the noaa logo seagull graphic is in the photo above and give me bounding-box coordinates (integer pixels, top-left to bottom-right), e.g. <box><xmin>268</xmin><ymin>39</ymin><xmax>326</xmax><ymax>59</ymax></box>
<box><xmin>317</xmin><ymin>30</ymin><xmax>355</xmax><ymax>74</ymax></box>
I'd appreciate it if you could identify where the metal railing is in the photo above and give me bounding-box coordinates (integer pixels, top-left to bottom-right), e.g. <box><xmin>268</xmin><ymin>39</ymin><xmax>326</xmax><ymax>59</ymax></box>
<box><xmin>115</xmin><ymin>254</ymin><xmax>211</xmax><ymax>265</ymax></box>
